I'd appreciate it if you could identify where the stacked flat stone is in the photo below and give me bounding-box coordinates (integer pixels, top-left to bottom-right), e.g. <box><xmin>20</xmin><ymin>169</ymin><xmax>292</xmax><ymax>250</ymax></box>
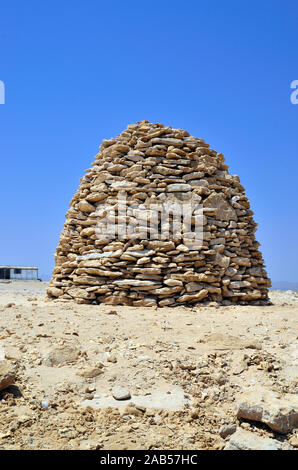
<box><xmin>47</xmin><ymin>121</ymin><xmax>271</xmax><ymax>306</ymax></box>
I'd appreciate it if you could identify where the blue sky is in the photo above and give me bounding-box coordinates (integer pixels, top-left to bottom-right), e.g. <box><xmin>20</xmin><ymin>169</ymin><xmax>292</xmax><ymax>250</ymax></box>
<box><xmin>0</xmin><ymin>0</ymin><xmax>297</xmax><ymax>282</ymax></box>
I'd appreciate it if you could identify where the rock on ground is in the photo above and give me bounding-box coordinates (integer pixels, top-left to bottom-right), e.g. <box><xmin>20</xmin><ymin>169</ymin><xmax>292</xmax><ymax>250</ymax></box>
<box><xmin>237</xmin><ymin>390</ymin><xmax>298</xmax><ymax>433</ymax></box>
<box><xmin>219</xmin><ymin>424</ymin><xmax>237</xmax><ymax>439</ymax></box>
<box><xmin>112</xmin><ymin>386</ymin><xmax>131</xmax><ymax>401</ymax></box>
<box><xmin>43</xmin><ymin>344</ymin><xmax>80</xmax><ymax>367</ymax></box>
<box><xmin>0</xmin><ymin>362</ymin><xmax>16</xmax><ymax>391</ymax></box>
<box><xmin>224</xmin><ymin>428</ymin><xmax>284</xmax><ymax>450</ymax></box>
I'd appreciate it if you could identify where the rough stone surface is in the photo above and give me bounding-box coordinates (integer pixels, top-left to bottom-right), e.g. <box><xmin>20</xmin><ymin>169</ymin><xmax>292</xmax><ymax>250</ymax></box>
<box><xmin>219</xmin><ymin>424</ymin><xmax>237</xmax><ymax>439</ymax></box>
<box><xmin>289</xmin><ymin>435</ymin><xmax>298</xmax><ymax>448</ymax></box>
<box><xmin>0</xmin><ymin>362</ymin><xmax>16</xmax><ymax>391</ymax></box>
<box><xmin>48</xmin><ymin>121</ymin><xmax>270</xmax><ymax>306</ymax></box>
<box><xmin>224</xmin><ymin>428</ymin><xmax>284</xmax><ymax>450</ymax></box>
<box><xmin>237</xmin><ymin>390</ymin><xmax>298</xmax><ymax>434</ymax></box>
<box><xmin>112</xmin><ymin>386</ymin><xmax>131</xmax><ymax>401</ymax></box>
<box><xmin>77</xmin><ymin>365</ymin><xmax>104</xmax><ymax>379</ymax></box>
<box><xmin>44</xmin><ymin>345</ymin><xmax>80</xmax><ymax>367</ymax></box>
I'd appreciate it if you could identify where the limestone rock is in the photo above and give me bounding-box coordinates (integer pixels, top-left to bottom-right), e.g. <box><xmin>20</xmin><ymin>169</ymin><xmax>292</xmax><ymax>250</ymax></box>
<box><xmin>237</xmin><ymin>390</ymin><xmax>298</xmax><ymax>434</ymax></box>
<box><xmin>77</xmin><ymin>365</ymin><xmax>104</xmax><ymax>378</ymax></box>
<box><xmin>0</xmin><ymin>362</ymin><xmax>16</xmax><ymax>391</ymax></box>
<box><xmin>113</xmin><ymin>280</ymin><xmax>159</xmax><ymax>289</ymax></box>
<box><xmin>77</xmin><ymin>200</ymin><xmax>95</xmax><ymax>213</ymax></box>
<box><xmin>219</xmin><ymin>424</ymin><xmax>237</xmax><ymax>439</ymax></box>
<box><xmin>204</xmin><ymin>193</ymin><xmax>237</xmax><ymax>221</ymax></box>
<box><xmin>177</xmin><ymin>289</ymin><xmax>208</xmax><ymax>303</ymax></box>
<box><xmin>289</xmin><ymin>435</ymin><xmax>298</xmax><ymax>448</ymax></box>
<box><xmin>44</xmin><ymin>345</ymin><xmax>80</xmax><ymax>367</ymax></box>
<box><xmin>112</xmin><ymin>386</ymin><xmax>131</xmax><ymax>401</ymax></box>
<box><xmin>47</xmin><ymin>286</ymin><xmax>63</xmax><ymax>298</ymax></box>
<box><xmin>224</xmin><ymin>428</ymin><xmax>284</xmax><ymax>450</ymax></box>
<box><xmin>167</xmin><ymin>183</ymin><xmax>191</xmax><ymax>192</ymax></box>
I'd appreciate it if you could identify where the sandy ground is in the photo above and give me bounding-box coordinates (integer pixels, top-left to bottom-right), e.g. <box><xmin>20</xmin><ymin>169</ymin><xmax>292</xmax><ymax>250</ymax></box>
<box><xmin>0</xmin><ymin>281</ymin><xmax>297</xmax><ymax>450</ymax></box>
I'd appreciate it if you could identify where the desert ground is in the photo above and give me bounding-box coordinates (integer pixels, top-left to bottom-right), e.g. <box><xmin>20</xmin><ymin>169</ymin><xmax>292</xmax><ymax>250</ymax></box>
<box><xmin>0</xmin><ymin>281</ymin><xmax>297</xmax><ymax>450</ymax></box>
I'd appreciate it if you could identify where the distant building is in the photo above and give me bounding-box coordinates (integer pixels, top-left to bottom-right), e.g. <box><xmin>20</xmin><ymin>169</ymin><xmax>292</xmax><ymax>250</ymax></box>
<box><xmin>0</xmin><ymin>266</ymin><xmax>39</xmax><ymax>280</ymax></box>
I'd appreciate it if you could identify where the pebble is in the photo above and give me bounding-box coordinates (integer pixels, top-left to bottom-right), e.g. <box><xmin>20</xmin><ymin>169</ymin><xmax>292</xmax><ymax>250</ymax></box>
<box><xmin>219</xmin><ymin>424</ymin><xmax>237</xmax><ymax>439</ymax></box>
<box><xmin>112</xmin><ymin>386</ymin><xmax>131</xmax><ymax>401</ymax></box>
<box><xmin>289</xmin><ymin>435</ymin><xmax>298</xmax><ymax>448</ymax></box>
<box><xmin>77</xmin><ymin>366</ymin><xmax>104</xmax><ymax>378</ymax></box>
<box><xmin>107</xmin><ymin>355</ymin><xmax>117</xmax><ymax>363</ymax></box>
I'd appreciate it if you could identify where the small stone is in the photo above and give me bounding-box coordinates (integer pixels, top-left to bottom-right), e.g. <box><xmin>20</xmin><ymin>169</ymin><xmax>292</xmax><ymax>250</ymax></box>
<box><xmin>167</xmin><ymin>183</ymin><xmax>191</xmax><ymax>192</ymax></box>
<box><xmin>244</xmin><ymin>340</ymin><xmax>262</xmax><ymax>350</ymax></box>
<box><xmin>219</xmin><ymin>424</ymin><xmax>237</xmax><ymax>439</ymax></box>
<box><xmin>112</xmin><ymin>386</ymin><xmax>131</xmax><ymax>401</ymax></box>
<box><xmin>177</xmin><ymin>289</ymin><xmax>208</xmax><ymax>303</ymax></box>
<box><xmin>289</xmin><ymin>435</ymin><xmax>298</xmax><ymax>448</ymax></box>
<box><xmin>240</xmin><ymin>422</ymin><xmax>251</xmax><ymax>429</ymax></box>
<box><xmin>0</xmin><ymin>362</ymin><xmax>16</xmax><ymax>391</ymax></box>
<box><xmin>215</xmin><ymin>372</ymin><xmax>228</xmax><ymax>385</ymax></box>
<box><xmin>107</xmin><ymin>355</ymin><xmax>117</xmax><ymax>363</ymax></box>
<box><xmin>46</xmin><ymin>287</ymin><xmax>63</xmax><ymax>298</ymax></box>
<box><xmin>77</xmin><ymin>200</ymin><xmax>95</xmax><ymax>213</ymax></box>
<box><xmin>113</xmin><ymin>280</ymin><xmax>158</xmax><ymax>289</ymax></box>
<box><xmin>154</xmin><ymin>415</ymin><xmax>163</xmax><ymax>425</ymax></box>
<box><xmin>176</xmin><ymin>244</ymin><xmax>189</xmax><ymax>252</ymax></box>
<box><xmin>77</xmin><ymin>365</ymin><xmax>104</xmax><ymax>378</ymax></box>
<box><xmin>122</xmin><ymin>403</ymin><xmax>143</xmax><ymax>417</ymax></box>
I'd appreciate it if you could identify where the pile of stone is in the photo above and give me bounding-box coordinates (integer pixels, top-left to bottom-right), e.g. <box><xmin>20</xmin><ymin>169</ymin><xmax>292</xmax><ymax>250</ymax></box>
<box><xmin>47</xmin><ymin>121</ymin><xmax>271</xmax><ymax>306</ymax></box>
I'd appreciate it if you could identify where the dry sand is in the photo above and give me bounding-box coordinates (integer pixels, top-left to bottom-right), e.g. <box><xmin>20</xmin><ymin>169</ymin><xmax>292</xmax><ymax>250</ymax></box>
<box><xmin>0</xmin><ymin>281</ymin><xmax>297</xmax><ymax>450</ymax></box>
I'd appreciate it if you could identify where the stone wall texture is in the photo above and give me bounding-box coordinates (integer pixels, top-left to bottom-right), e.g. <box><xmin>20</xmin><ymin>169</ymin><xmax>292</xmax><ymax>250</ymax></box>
<box><xmin>47</xmin><ymin>121</ymin><xmax>271</xmax><ymax>306</ymax></box>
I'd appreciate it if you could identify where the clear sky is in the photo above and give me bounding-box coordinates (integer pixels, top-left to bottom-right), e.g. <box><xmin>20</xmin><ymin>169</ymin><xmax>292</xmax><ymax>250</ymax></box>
<box><xmin>0</xmin><ymin>0</ymin><xmax>297</xmax><ymax>282</ymax></box>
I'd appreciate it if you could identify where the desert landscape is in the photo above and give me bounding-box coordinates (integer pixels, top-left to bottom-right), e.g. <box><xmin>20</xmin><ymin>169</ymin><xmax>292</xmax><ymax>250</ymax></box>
<box><xmin>0</xmin><ymin>280</ymin><xmax>297</xmax><ymax>450</ymax></box>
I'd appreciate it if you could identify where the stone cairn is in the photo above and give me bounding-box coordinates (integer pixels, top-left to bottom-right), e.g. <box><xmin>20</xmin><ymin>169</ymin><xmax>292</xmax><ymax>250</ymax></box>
<box><xmin>47</xmin><ymin>121</ymin><xmax>271</xmax><ymax>306</ymax></box>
